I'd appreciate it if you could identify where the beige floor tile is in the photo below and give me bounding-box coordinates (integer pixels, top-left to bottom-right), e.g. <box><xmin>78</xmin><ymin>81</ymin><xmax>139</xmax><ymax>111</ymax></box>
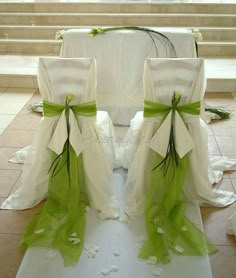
<box><xmin>10</xmin><ymin>174</ymin><xmax>22</xmax><ymax>194</ymax></box>
<box><xmin>0</xmin><ymin>114</ymin><xmax>16</xmax><ymax>129</ymax></box>
<box><xmin>208</xmin><ymin>135</ymin><xmax>221</xmax><ymax>155</ymax></box>
<box><xmin>7</xmin><ymin>113</ymin><xmax>41</xmax><ymax>131</ymax></box>
<box><xmin>210</xmin><ymin>245</ymin><xmax>236</xmax><ymax>278</ymax></box>
<box><xmin>201</xmin><ymin>207</ymin><xmax>236</xmax><ymax>246</ymax></box>
<box><xmin>211</xmin><ymin>120</ymin><xmax>236</xmax><ymax>136</ymax></box>
<box><xmin>0</xmin><ymin>129</ymin><xmax>35</xmax><ymax>148</ymax></box>
<box><xmin>0</xmin><ymin>102</ymin><xmax>25</xmax><ymax>115</ymax></box>
<box><xmin>0</xmin><ymin>169</ymin><xmax>21</xmax><ymax>198</ymax></box>
<box><xmin>214</xmin><ymin>178</ymin><xmax>235</xmax><ymax>192</ymax></box>
<box><xmin>0</xmin><ymin>92</ymin><xmax>33</xmax><ymax>103</ymax></box>
<box><xmin>204</xmin><ymin>93</ymin><xmax>236</xmax><ymax>107</ymax></box>
<box><xmin>0</xmin><ymin>234</ymin><xmax>25</xmax><ymax>278</ymax></box>
<box><xmin>0</xmin><ymin>128</ymin><xmax>4</xmax><ymax>135</ymax></box>
<box><xmin>0</xmin><ymin>147</ymin><xmax>23</xmax><ymax>170</ymax></box>
<box><xmin>207</xmin><ymin>124</ymin><xmax>214</xmax><ymax>136</ymax></box>
<box><xmin>215</xmin><ymin>136</ymin><xmax>236</xmax><ymax>156</ymax></box>
<box><xmin>0</xmin><ymin>203</ymin><xmax>43</xmax><ymax>235</ymax></box>
<box><xmin>231</xmin><ymin>179</ymin><xmax>236</xmax><ymax>191</ymax></box>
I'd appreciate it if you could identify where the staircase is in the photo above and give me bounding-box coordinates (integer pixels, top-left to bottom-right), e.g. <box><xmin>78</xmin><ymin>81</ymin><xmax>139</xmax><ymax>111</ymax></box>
<box><xmin>0</xmin><ymin>1</ymin><xmax>235</xmax><ymax>92</ymax></box>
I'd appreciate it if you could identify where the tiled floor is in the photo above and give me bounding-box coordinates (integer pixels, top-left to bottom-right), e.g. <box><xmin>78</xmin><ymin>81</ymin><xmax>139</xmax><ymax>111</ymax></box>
<box><xmin>0</xmin><ymin>90</ymin><xmax>236</xmax><ymax>278</ymax></box>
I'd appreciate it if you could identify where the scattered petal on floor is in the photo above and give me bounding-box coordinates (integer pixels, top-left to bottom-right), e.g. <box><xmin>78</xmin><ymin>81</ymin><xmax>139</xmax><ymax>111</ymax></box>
<box><xmin>152</xmin><ymin>266</ymin><xmax>163</xmax><ymax>276</ymax></box>
<box><xmin>119</xmin><ymin>214</ymin><xmax>129</xmax><ymax>223</ymax></box>
<box><xmin>113</xmin><ymin>249</ymin><xmax>120</xmax><ymax>256</ymax></box>
<box><xmin>101</xmin><ymin>268</ymin><xmax>110</xmax><ymax>276</ymax></box>
<box><xmin>109</xmin><ymin>264</ymin><xmax>119</xmax><ymax>272</ymax></box>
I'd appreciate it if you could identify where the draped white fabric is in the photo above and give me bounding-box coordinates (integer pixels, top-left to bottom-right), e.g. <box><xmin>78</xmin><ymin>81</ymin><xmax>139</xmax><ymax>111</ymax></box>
<box><xmin>122</xmin><ymin>58</ymin><xmax>236</xmax><ymax>216</ymax></box>
<box><xmin>1</xmin><ymin>57</ymin><xmax>119</xmax><ymax>218</ymax></box>
<box><xmin>60</xmin><ymin>28</ymin><xmax>196</xmax><ymax>125</ymax></box>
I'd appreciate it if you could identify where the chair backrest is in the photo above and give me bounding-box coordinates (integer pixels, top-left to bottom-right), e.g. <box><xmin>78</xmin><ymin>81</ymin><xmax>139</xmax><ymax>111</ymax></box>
<box><xmin>61</xmin><ymin>29</ymin><xmax>196</xmax><ymax>125</ymax></box>
<box><xmin>143</xmin><ymin>58</ymin><xmax>206</xmax><ymax>106</ymax></box>
<box><xmin>38</xmin><ymin>57</ymin><xmax>96</xmax><ymax>105</ymax></box>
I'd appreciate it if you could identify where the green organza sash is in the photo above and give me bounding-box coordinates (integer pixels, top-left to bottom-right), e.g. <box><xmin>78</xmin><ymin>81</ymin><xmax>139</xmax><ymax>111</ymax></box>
<box><xmin>139</xmin><ymin>93</ymin><xmax>218</xmax><ymax>264</ymax></box>
<box><xmin>20</xmin><ymin>96</ymin><xmax>96</xmax><ymax>266</ymax></box>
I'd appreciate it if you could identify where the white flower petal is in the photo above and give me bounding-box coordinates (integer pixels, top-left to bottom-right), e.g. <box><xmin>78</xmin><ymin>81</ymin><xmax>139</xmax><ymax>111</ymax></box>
<box><xmin>72</xmin><ymin>238</ymin><xmax>81</xmax><ymax>245</ymax></box>
<box><xmin>119</xmin><ymin>214</ymin><xmax>129</xmax><ymax>223</ymax></box>
<box><xmin>87</xmin><ymin>248</ymin><xmax>96</xmax><ymax>258</ymax></box>
<box><xmin>152</xmin><ymin>266</ymin><xmax>163</xmax><ymax>276</ymax></box>
<box><xmin>71</xmin><ymin>232</ymin><xmax>77</xmax><ymax>237</ymax></box>
<box><xmin>157</xmin><ymin>227</ymin><xmax>164</xmax><ymax>234</ymax></box>
<box><xmin>93</xmin><ymin>245</ymin><xmax>100</xmax><ymax>252</ymax></box>
<box><xmin>101</xmin><ymin>269</ymin><xmax>110</xmax><ymax>276</ymax></box>
<box><xmin>113</xmin><ymin>249</ymin><xmax>120</xmax><ymax>256</ymax></box>
<box><xmin>34</xmin><ymin>229</ymin><xmax>45</xmax><ymax>234</ymax></box>
<box><xmin>175</xmin><ymin>245</ymin><xmax>185</xmax><ymax>253</ymax></box>
<box><xmin>181</xmin><ymin>226</ymin><xmax>188</xmax><ymax>232</ymax></box>
<box><xmin>109</xmin><ymin>265</ymin><xmax>119</xmax><ymax>272</ymax></box>
<box><xmin>147</xmin><ymin>256</ymin><xmax>158</xmax><ymax>265</ymax></box>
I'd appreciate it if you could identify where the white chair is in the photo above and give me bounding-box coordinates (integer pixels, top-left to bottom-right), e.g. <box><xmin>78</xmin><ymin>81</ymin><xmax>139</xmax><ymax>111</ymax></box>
<box><xmin>123</xmin><ymin>58</ymin><xmax>236</xmax><ymax>217</ymax></box>
<box><xmin>1</xmin><ymin>57</ymin><xmax>119</xmax><ymax>219</ymax></box>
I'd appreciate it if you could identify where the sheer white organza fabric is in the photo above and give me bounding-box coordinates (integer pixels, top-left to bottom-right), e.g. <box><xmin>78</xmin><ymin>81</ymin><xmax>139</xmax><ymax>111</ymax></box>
<box><xmin>1</xmin><ymin>57</ymin><xmax>119</xmax><ymax>219</ymax></box>
<box><xmin>122</xmin><ymin>58</ymin><xmax>236</xmax><ymax>216</ymax></box>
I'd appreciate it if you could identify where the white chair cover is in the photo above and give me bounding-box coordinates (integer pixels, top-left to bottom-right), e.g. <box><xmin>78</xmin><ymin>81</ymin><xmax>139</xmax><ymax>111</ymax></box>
<box><xmin>1</xmin><ymin>57</ymin><xmax>119</xmax><ymax>219</ymax></box>
<box><xmin>123</xmin><ymin>58</ymin><xmax>236</xmax><ymax>216</ymax></box>
<box><xmin>61</xmin><ymin>28</ymin><xmax>196</xmax><ymax>125</ymax></box>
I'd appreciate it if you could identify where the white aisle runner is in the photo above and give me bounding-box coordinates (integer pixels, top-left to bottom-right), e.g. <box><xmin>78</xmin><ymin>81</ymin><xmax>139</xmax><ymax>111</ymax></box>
<box><xmin>16</xmin><ymin>172</ymin><xmax>213</xmax><ymax>278</ymax></box>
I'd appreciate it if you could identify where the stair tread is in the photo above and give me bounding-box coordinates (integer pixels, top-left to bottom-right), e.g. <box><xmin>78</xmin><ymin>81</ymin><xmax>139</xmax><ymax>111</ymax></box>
<box><xmin>0</xmin><ymin>55</ymin><xmax>235</xmax><ymax>79</ymax></box>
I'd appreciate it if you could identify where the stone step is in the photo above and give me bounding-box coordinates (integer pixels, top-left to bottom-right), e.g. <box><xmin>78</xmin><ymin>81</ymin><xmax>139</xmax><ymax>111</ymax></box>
<box><xmin>0</xmin><ymin>38</ymin><xmax>235</xmax><ymax>58</ymax></box>
<box><xmin>0</xmin><ymin>39</ymin><xmax>61</xmax><ymax>55</ymax></box>
<box><xmin>198</xmin><ymin>42</ymin><xmax>236</xmax><ymax>58</ymax></box>
<box><xmin>0</xmin><ymin>13</ymin><xmax>235</xmax><ymax>27</ymax></box>
<box><xmin>0</xmin><ymin>2</ymin><xmax>235</xmax><ymax>14</ymax></box>
<box><xmin>1</xmin><ymin>26</ymin><xmax>236</xmax><ymax>42</ymax></box>
<box><xmin>200</xmin><ymin>27</ymin><xmax>236</xmax><ymax>42</ymax></box>
<box><xmin>0</xmin><ymin>55</ymin><xmax>235</xmax><ymax>93</ymax></box>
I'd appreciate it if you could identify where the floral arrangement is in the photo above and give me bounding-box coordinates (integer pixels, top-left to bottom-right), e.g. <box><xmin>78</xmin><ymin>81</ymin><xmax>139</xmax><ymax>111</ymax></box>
<box><xmin>192</xmin><ymin>28</ymin><xmax>203</xmax><ymax>42</ymax></box>
<box><xmin>88</xmin><ymin>26</ymin><xmax>177</xmax><ymax>58</ymax></box>
<box><xmin>55</xmin><ymin>29</ymin><xmax>66</xmax><ymax>40</ymax></box>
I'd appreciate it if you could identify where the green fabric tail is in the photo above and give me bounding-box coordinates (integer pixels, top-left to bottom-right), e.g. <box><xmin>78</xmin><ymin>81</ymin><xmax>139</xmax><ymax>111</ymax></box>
<box><xmin>139</xmin><ymin>152</ymin><xmax>218</xmax><ymax>264</ymax></box>
<box><xmin>20</xmin><ymin>143</ymin><xmax>89</xmax><ymax>266</ymax></box>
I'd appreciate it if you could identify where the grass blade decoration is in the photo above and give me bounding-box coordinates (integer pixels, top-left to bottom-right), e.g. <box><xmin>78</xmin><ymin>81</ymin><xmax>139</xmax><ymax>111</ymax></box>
<box><xmin>152</xmin><ymin>92</ymin><xmax>181</xmax><ymax>176</ymax></box>
<box><xmin>48</xmin><ymin>94</ymin><xmax>74</xmax><ymax>183</ymax></box>
<box><xmin>88</xmin><ymin>26</ymin><xmax>177</xmax><ymax>58</ymax></box>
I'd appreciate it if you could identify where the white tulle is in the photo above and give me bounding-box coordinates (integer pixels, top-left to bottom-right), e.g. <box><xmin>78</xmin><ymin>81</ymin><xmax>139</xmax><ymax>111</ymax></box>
<box><xmin>122</xmin><ymin>58</ymin><xmax>236</xmax><ymax>216</ymax></box>
<box><xmin>1</xmin><ymin>57</ymin><xmax>119</xmax><ymax>218</ymax></box>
